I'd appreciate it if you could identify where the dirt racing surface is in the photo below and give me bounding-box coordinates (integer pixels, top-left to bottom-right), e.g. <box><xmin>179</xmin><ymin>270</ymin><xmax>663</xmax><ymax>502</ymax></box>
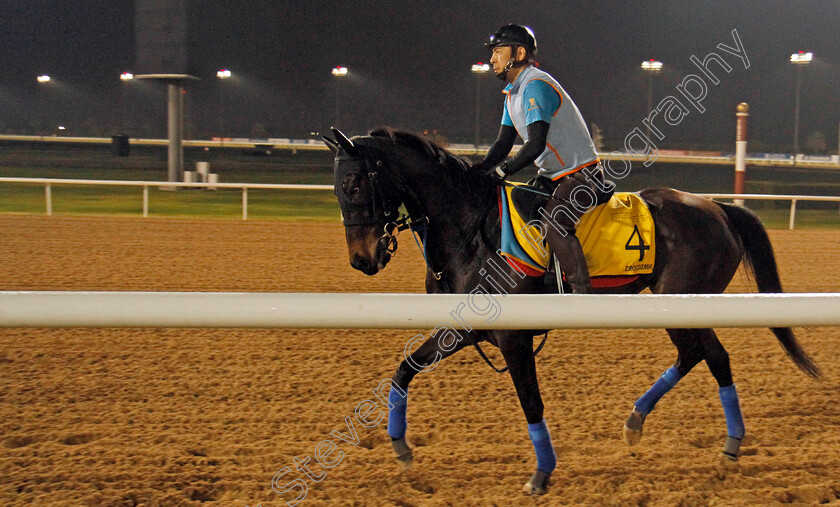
<box><xmin>1</xmin><ymin>215</ymin><xmax>839</xmax><ymax>506</ymax></box>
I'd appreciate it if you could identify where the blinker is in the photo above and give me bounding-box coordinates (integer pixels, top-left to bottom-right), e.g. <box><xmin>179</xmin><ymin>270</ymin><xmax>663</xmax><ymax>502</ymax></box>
<box><xmin>333</xmin><ymin>148</ymin><xmax>401</xmax><ymax>227</ymax></box>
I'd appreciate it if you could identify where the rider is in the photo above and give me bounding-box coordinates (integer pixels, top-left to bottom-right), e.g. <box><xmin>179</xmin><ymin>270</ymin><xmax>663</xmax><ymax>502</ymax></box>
<box><xmin>475</xmin><ymin>24</ymin><xmax>610</xmax><ymax>294</ymax></box>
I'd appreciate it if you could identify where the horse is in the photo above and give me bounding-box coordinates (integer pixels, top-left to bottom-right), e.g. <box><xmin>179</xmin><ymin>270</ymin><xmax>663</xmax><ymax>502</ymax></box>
<box><xmin>322</xmin><ymin>126</ymin><xmax>820</xmax><ymax>496</ymax></box>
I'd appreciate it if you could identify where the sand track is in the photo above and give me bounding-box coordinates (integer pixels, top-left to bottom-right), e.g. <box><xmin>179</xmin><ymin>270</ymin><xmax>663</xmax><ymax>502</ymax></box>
<box><xmin>1</xmin><ymin>216</ymin><xmax>839</xmax><ymax>506</ymax></box>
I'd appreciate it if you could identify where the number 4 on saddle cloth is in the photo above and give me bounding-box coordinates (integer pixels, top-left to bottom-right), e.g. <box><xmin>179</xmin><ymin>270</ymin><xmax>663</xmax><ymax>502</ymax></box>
<box><xmin>498</xmin><ymin>182</ymin><xmax>656</xmax><ymax>288</ymax></box>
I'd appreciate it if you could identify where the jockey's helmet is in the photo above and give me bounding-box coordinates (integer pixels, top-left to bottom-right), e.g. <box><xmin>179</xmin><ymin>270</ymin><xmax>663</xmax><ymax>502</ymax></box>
<box><xmin>486</xmin><ymin>24</ymin><xmax>537</xmax><ymax>56</ymax></box>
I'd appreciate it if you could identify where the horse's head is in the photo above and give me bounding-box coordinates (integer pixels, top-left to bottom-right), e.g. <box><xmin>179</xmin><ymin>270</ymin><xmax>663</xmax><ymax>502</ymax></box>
<box><xmin>324</xmin><ymin>127</ymin><xmax>404</xmax><ymax>276</ymax></box>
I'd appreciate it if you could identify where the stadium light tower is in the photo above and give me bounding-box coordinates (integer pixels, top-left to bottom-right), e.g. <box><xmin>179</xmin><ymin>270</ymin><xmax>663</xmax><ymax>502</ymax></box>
<box><xmin>332</xmin><ymin>66</ymin><xmax>348</xmax><ymax>126</ymax></box>
<box><xmin>119</xmin><ymin>72</ymin><xmax>136</xmax><ymax>133</ymax></box>
<box><xmin>216</xmin><ymin>69</ymin><xmax>232</xmax><ymax>138</ymax></box>
<box><xmin>471</xmin><ymin>62</ymin><xmax>490</xmax><ymax>149</ymax></box>
<box><xmin>36</xmin><ymin>75</ymin><xmax>54</xmax><ymax>133</ymax></box>
<box><xmin>790</xmin><ymin>51</ymin><xmax>813</xmax><ymax>162</ymax></box>
<box><xmin>641</xmin><ymin>60</ymin><xmax>662</xmax><ymax>140</ymax></box>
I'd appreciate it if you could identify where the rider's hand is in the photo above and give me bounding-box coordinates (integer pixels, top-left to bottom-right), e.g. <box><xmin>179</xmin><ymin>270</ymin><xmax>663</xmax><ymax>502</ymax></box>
<box><xmin>485</xmin><ymin>161</ymin><xmax>508</xmax><ymax>183</ymax></box>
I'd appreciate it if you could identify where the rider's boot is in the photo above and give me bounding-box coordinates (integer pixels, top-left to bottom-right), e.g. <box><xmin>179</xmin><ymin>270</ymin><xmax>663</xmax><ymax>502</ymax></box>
<box><xmin>550</xmin><ymin>234</ymin><xmax>592</xmax><ymax>294</ymax></box>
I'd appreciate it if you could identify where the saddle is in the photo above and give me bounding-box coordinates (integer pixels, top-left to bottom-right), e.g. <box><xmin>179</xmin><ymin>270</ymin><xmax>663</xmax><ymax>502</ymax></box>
<box><xmin>498</xmin><ymin>180</ymin><xmax>655</xmax><ymax>287</ymax></box>
<box><xmin>513</xmin><ymin>175</ymin><xmax>615</xmax><ymax>222</ymax></box>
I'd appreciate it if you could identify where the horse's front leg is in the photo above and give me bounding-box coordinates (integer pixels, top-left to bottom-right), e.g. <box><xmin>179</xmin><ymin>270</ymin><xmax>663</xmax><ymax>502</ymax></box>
<box><xmin>388</xmin><ymin>326</ymin><xmax>473</xmax><ymax>469</ymax></box>
<box><xmin>498</xmin><ymin>331</ymin><xmax>555</xmax><ymax>496</ymax></box>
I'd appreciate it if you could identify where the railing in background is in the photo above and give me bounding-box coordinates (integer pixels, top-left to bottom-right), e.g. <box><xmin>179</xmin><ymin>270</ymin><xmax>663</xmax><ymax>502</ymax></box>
<box><xmin>700</xmin><ymin>193</ymin><xmax>840</xmax><ymax>230</ymax></box>
<box><xmin>1</xmin><ymin>177</ymin><xmax>839</xmax><ymax>228</ymax></box>
<box><xmin>0</xmin><ymin>177</ymin><xmax>331</xmax><ymax>221</ymax></box>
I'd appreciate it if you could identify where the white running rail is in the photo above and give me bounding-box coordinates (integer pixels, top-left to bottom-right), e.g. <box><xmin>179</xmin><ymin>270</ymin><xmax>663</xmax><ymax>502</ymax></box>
<box><xmin>0</xmin><ymin>292</ymin><xmax>839</xmax><ymax>329</ymax></box>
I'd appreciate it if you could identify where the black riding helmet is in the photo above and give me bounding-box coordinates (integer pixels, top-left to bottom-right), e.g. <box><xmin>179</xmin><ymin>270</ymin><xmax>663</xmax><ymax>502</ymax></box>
<box><xmin>485</xmin><ymin>23</ymin><xmax>537</xmax><ymax>55</ymax></box>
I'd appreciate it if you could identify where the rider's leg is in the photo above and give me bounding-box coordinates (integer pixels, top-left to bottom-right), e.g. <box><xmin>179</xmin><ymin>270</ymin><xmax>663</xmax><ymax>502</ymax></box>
<box><xmin>539</xmin><ymin>172</ymin><xmax>599</xmax><ymax>294</ymax></box>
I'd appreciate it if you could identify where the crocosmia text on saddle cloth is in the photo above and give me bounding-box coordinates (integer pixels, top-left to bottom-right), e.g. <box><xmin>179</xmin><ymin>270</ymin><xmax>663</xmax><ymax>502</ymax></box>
<box><xmin>498</xmin><ymin>184</ymin><xmax>656</xmax><ymax>278</ymax></box>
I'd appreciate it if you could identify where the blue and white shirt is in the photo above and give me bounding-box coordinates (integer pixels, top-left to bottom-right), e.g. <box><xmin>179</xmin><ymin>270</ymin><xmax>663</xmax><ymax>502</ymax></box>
<box><xmin>502</xmin><ymin>65</ymin><xmax>599</xmax><ymax>180</ymax></box>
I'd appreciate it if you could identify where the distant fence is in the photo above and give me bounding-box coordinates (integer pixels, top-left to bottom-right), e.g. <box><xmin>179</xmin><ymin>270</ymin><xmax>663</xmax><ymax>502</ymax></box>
<box><xmin>1</xmin><ymin>292</ymin><xmax>839</xmax><ymax>329</ymax></box>
<box><xmin>701</xmin><ymin>193</ymin><xmax>840</xmax><ymax>229</ymax></box>
<box><xmin>0</xmin><ymin>177</ymin><xmax>331</xmax><ymax>220</ymax></box>
<box><xmin>0</xmin><ymin>177</ymin><xmax>839</xmax><ymax>228</ymax></box>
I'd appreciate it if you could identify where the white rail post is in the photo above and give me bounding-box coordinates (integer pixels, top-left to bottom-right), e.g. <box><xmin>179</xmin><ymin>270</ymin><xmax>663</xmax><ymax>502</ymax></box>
<box><xmin>142</xmin><ymin>186</ymin><xmax>149</xmax><ymax>218</ymax></box>
<box><xmin>45</xmin><ymin>183</ymin><xmax>52</xmax><ymax>216</ymax></box>
<box><xmin>789</xmin><ymin>199</ymin><xmax>797</xmax><ymax>230</ymax></box>
<box><xmin>242</xmin><ymin>187</ymin><xmax>248</xmax><ymax>220</ymax></box>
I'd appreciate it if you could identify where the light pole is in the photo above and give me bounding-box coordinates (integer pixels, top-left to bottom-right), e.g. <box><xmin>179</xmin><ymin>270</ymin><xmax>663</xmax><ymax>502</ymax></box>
<box><xmin>471</xmin><ymin>63</ymin><xmax>490</xmax><ymax>148</ymax></box>
<box><xmin>119</xmin><ymin>72</ymin><xmax>134</xmax><ymax>133</ymax></box>
<box><xmin>36</xmin><ymin>75</ymin><xmax>52</xmax><ymax>133</ymax></box>
<box><xmin>641</xmin><ymin>60</ymin><xmax>662</xmax><ymax>140</ymax></box>
<box><xmin>332</xmin><ymin>66</ymin><xmax>348</xmax><ymax>126</ymax></box>
<box><xmin>217</xmin><ymin>69</ymin><xmax>232</xmax><ymax>138</ymax></box>
<box><xmin>790</xmin><ymin>51</ymin><xmax>812</xmax><ymax>162</ymax></box>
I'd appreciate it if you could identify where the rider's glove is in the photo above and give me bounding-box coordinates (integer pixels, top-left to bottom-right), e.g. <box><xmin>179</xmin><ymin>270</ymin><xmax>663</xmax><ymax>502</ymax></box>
<box><xmin>485</xmin><ymin>161</ymin><xmax>509</xmax><ymax>183</ymax></box>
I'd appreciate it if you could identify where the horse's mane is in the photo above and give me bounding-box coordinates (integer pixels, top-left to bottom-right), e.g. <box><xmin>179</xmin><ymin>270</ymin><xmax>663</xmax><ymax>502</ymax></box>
<box><xmin>368</xmin><ymin>127</ymin><xmax>473</xmax><ymax>174</ymax></box>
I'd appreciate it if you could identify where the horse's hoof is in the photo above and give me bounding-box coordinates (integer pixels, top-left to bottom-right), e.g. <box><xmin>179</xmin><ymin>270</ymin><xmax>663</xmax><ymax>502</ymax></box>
<box><xmin>622</xmin><ymin>408</ymin><xmax>646</xmax><ymax>446</ymax></box>
<box><xmin>722</xmin><ymin>436</ymin><xmax>741</xmax><ymax>461</ymax></box>
<box><xmin>522</xmin><ymin>470</ymin><xmax>551</xmax><ymax>495</ymax></box>
<box><xmin>391</xmin><ymin>437</ymin><xmax>414</xmax><ymax>470</ymax></box>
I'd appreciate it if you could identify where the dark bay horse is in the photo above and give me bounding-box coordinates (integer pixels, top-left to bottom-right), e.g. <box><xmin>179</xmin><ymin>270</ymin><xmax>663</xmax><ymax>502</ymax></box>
<box><xmin>323</xmin><ymin>127</ymin><xmax>820</xmax><ymax>496</ymax></box>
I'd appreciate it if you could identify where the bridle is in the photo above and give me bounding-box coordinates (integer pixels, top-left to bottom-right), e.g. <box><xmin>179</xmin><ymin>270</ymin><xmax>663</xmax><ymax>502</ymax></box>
<box><xmin>327</xmin><ymin>127</ymin><xmax>492</xmax><ymax>281</ymax></box>
<box><xmin>332</xmin><ymin>137</ymin><xmax>417</xmax><ymax>261</ymax></box>
<box><xmin>325</xmin><ymin>127</ymin><xmax>545</xmax><ymax>374</ymax></box>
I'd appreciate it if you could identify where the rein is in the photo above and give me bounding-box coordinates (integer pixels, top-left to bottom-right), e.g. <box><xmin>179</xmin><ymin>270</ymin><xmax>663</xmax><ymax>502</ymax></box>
<box><xmin>383</xmin><ymin>194</ymin><xmax>491</xmax><ymax>281</ymax></box>
<box><xmin>332</xmin><ymin>132</ymin><xmax>551</xmax><ymax>374</ymax></box>
<box><xmin>501</xmin><ymin>180</ymin><xmax>552</xmax><ymax>198</ymax></box>
<box><xmin>399</xmin><ymin>192</ymin><xmax>548</xmax><ymax>375</ymax></box>
<box><xmin>420</xmin><ymin>196</ymin><xmax>495</xmax><ymax>281</ymax></box>
<box><xmin>470</xmin><ymin>331</ymin><xmax>549</xmax><ymax>374</ymax></box>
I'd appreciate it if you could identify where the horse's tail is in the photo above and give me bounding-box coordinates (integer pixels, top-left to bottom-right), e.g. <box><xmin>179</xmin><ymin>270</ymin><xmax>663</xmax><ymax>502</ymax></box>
<box><xmin>717</xmin><ymin>201</ymin><xmax>821</xmax><ymax>378</ymax></box>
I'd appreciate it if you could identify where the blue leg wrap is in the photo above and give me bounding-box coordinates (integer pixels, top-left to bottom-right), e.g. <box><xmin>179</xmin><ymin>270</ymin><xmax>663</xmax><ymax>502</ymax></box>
<box><xmin>635</xmin><ymin>366</ymin><xmax>682</xmax><ymax>415</ymax></box>
<box><xmin>719</xmin><ymin>384</ymin><xmax>745</xmax><ymax>439</ymax></box>
<box><xmin>527</xmin><ymin>419</ymin><xmax>556</xmax><ymax>474</ymax></box>
<box><xmin>387</xmin><ymin>387</ymin><xmax>408</xmax><ymax>439</ymax></box>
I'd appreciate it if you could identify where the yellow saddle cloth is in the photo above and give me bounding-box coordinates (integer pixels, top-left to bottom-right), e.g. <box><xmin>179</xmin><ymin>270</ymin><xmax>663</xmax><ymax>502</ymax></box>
<box><xmin>498</xmin><ymin>184</ymin><xmax>656</xmax><ymax>278</ymax></box>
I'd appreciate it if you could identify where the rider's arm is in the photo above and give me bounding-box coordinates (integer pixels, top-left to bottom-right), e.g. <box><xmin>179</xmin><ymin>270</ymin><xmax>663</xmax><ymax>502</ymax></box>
<box><xmin>502</xmin><ymin>120</ymin><xmax>549</xmax><ymax>176</ymax></box>
<box><xmin>474</xmin><ymin>124</ymin><xmax>517</xmax><ymax>172</ymax></box>
<box><xmin>488</xmin><ymin>79</ymin><xmax>561</xmax><ymax>179</ymax></box>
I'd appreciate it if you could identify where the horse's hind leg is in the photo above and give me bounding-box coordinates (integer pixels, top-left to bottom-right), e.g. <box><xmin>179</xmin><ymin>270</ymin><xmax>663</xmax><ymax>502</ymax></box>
<box><xmin>697</xmin><ymin>328</ymin><xmax>746</xmax><ymax>460</ymax></box>
<box><xmin>623</xmin><ymin>328</ymin><xmax>745</xmax><ymax>459</ymax></box>
<box><xmin>387</xmin><ymin>327</ymin><xmax>471</xmax><ymax>468</ymax></box>
<box><xmin>623</xmin><ymin>329</ymin><xmax>705</xmax><ymax>445</ymax></box>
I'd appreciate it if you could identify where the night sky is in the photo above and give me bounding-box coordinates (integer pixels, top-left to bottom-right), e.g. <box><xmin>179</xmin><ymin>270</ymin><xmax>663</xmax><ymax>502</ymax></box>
<box><xmin>1</xmin><ymin>0</ymin><xmax>838</xmax><ymax>151</ymax></box>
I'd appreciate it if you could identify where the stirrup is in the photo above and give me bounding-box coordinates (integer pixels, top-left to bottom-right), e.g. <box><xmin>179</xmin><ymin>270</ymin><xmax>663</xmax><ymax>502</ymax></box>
<box><xmin>553</xmin><ymin>254</ymin><xmax>565</xmax><ymax>294</ymax></box>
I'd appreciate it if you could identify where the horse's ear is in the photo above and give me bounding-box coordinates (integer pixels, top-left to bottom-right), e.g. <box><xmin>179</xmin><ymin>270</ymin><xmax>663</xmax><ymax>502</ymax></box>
<box><xmin>331</xmin><ymin>126</ymin><xmax>358</xmax><ymax>156</ymax></box>
<box><xmin>321</xmin><ymin>135</ymin><xmax>339</xmax><ymax>152</ymax></box>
